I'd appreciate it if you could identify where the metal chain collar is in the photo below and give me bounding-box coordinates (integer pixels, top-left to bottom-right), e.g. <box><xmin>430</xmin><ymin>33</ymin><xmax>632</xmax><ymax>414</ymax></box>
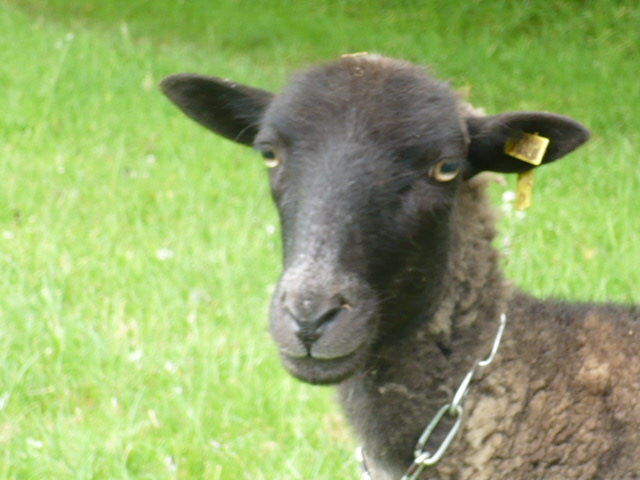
<box><xmin>358</xmin><ymin>312</ymin><xmax>508</xmax><ymax>480</ymax></box>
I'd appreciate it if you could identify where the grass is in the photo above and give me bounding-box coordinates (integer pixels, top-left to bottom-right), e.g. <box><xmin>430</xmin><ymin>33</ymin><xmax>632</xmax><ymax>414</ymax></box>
<box><xmin>0</xmin><ymin>0</ymin><xmax>639</xmax><ymax>478</ymax></box>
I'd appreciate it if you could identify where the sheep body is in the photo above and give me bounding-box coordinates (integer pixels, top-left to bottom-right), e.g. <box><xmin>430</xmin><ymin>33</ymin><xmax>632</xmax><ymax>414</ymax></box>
<box><xmin>342</xmin><ymin>177</ymin><xmax>640</xmax><ymax>479</ymax></box>
<box><xmin>160</xmin><ymin>55</ymin><xmax>640</xmax><ymax>479</ymax></box>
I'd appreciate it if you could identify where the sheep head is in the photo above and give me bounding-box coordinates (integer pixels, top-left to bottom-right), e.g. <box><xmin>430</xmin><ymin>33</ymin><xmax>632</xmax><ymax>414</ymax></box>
<box><xmin>161</xmin><ymin>55</ymin><xmax>589</xmax><ymax>385</ymax></box>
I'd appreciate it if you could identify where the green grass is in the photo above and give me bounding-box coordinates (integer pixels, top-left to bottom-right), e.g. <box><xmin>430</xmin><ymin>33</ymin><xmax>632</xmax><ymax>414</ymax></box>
<box><xmin>1</xmin><ymin>1</ymin><xmax>639</xmax><ymax>478</ymax></box>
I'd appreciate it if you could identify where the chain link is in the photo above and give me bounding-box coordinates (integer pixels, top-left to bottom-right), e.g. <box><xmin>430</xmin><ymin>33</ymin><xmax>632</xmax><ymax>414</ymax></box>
<box><xmin>358</xmin><ymin>313</ymin><xmax>507</xmax><ymax>480</ymax></box>
<box><xmin>356</xmin><ymin>447</ymin><xmax>373</xmax><ymax>480</ymax></box>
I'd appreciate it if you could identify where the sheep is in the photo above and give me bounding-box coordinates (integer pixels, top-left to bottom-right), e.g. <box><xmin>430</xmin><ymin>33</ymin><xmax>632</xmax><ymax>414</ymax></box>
<box><xmin>160</xmin><ymin>54</ymin><xmax>640</xmax><ymax>479</ymax></box>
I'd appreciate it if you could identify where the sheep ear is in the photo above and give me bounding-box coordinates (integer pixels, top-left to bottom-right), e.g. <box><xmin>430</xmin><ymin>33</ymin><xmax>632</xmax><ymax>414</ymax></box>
<box><xmin>160</xmin><ymin>74</ymin><xmax>274</xmax><ymax>146</ymax></box>
<box><xmin>464</xmin><ymin>112</ymin><xmax>590</xmax><ymax>177</ymax></box>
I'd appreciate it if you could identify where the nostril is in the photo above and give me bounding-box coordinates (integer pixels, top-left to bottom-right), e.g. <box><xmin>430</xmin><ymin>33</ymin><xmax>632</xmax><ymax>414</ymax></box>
<box><xmin>286</xmin><ymin>298</ymin><xmax>352</xmax><ymax>347</ymax></box>
<box><xmin>316</xmin><ymin>306</ymin><xmax>342</xmax><ymax>326</ymax></box>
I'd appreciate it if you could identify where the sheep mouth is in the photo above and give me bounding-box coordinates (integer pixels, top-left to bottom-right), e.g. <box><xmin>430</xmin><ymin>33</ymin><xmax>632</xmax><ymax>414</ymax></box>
<box><xmin>280</xmin><ymin>346</ymin><xmax>367</xmax><ymax>385</ymax></box>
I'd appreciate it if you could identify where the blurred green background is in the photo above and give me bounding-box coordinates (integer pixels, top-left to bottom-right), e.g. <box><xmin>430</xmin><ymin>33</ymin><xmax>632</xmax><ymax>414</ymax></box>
<box><xmin>1</xmin><ymin>1</ymin><xmax>639</xmax><ymax>478</ymax></box>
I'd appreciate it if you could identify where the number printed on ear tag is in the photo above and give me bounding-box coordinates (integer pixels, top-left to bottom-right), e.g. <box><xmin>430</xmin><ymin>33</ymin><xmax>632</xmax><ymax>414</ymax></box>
<box><xmin>504</xmin><ymin>132</ymin><xmax>550</xmax><ymax>166</ymax></box>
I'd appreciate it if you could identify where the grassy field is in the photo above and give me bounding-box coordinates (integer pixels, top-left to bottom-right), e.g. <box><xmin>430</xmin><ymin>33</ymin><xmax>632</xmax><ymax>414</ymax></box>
<box><xmin>1</xmin><ymin>1</ymin><xmax>639</xmax><ymax>478</ymax></box>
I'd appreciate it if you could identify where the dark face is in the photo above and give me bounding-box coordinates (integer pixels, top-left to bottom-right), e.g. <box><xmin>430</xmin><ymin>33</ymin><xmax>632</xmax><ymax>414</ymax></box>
<box><xmin>160</xmin><ymin>54</ymin><xmax>590</xmax><ymax>385</ymax></box>
<box><xmin>255</xmin><ymin>59</ymin><xmax>468</xmax><ymax>383</ymax></box>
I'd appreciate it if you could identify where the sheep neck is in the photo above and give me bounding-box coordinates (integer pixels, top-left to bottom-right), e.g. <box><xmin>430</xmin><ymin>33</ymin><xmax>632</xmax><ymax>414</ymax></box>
<box><xmin>339</xmin><ymin>174</ymin><xmax>511</xmax><ymax>479</ymax></box>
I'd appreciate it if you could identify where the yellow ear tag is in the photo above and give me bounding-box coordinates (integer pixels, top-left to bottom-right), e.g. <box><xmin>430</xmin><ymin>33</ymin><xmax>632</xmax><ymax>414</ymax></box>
<box><xmin>504</xmin><ymin>132</ymin><xmax>550</xmax><ymax>166</ymax></box>
<box><xmin>516</xmin><ymin>169</ymin><xmax>535</xmax><ymax>210</ymax></box>
<box><xmin>505</xmin><ymin>132</ymin><xmax>550</xmax><ymax>210</ymax></box>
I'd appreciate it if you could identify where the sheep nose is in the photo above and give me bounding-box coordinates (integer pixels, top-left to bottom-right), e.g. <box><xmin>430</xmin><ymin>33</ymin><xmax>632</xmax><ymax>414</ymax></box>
<box><xmin>285</xmin><ymin>295</ymin><xmax>347</xmax><ymax>346</ymax></box>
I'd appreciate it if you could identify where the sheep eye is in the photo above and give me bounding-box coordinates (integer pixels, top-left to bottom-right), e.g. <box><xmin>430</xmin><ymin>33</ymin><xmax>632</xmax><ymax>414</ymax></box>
<box><xmin>430</xmin><ymin>159</ymin><xmax>461</xmax><ymax>182</ymax></box>
<box><xmin>261</xmin><ymin>150</ymin><xmax>281</xmax><ymax>168</ymax></box>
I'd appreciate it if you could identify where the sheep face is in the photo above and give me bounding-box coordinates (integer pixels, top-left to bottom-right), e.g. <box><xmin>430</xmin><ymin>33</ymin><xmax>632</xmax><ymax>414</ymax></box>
<box><xmin>257</xmin><ymin>59</ymin><xmax>470</xmax><ymax>384</ymax></box>
<box><xmin>161</xmin><ymin>55</ymin><xmax>589</xmax><ymax>385</ymax></box>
